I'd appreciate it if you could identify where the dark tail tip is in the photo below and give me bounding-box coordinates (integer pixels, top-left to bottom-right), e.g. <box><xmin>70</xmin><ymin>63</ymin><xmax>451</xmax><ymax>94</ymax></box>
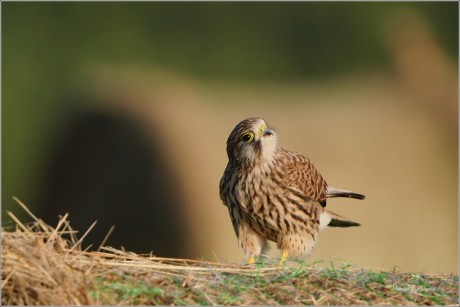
<box><xmin>329</xmin><ymin>219</ymin><xmax>361</xmax><ymax>227</ymax></box>
<box><xmin>348</xmin><ymin>192</ymin><xmax>366</xmax><ymax>200</ymax></box>
<box><xmin>329</xmin><ymin>191</ymin><xmax>366</xmax><ymax>200</ymax></box>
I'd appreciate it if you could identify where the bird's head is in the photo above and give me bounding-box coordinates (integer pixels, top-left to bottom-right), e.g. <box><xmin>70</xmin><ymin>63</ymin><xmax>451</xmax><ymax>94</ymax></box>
<box><xmin>226</xmin><ymin>117</ymin><xmax>278</xmax><ymax>165</ymax></box>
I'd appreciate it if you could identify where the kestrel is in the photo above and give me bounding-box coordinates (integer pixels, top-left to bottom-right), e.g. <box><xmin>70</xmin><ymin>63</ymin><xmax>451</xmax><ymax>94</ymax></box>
<box><xmin>219</xmin><ymin>117</ymin><xmax>365</xmax><ymax>265</ymax></box>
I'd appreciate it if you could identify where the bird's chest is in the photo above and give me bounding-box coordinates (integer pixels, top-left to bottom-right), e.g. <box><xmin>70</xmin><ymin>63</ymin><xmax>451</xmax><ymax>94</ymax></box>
<box><xmin>236</xmin><ymin>166</ymin><xmax>275</xmax><ymax>212</ymax></box>
<box><xmin>234</xmin><ymin>168</ymin><xmax>286</xmax><ymax>238</ymax></box>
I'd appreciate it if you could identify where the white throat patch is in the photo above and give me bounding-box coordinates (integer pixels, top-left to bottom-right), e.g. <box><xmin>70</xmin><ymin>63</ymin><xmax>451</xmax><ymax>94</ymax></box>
<box><xmin>260</xmin><ymin>133</ymin><xmax>278</xmax><ymax>162</ymax></box>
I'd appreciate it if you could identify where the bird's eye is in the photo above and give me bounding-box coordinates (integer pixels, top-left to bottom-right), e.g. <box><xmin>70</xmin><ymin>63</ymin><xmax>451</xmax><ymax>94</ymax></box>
<box><xmin>242</xmin><ymin>132</ymin><xmax>254</xmax><ymax>143</ymax></box>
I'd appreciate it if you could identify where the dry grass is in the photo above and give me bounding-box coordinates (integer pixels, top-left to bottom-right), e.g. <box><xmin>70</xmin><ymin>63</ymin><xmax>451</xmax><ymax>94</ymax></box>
<box><xmin>2</xmin><ymin>198</ymin><xmax>458</xmax><ymax>306</ymax></box>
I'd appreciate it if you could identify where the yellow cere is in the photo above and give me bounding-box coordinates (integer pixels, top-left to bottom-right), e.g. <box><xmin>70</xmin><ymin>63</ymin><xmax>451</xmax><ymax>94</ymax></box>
<box><xmin>258</xmin><ymin>125</ymin><xmax>266</xmax><ymax>137</ymax></box>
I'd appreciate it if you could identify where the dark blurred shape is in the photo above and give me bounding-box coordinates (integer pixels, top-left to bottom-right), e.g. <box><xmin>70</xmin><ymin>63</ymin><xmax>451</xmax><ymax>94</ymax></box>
<box><xmin>38</xmin><ymin>106</ymin><xmax>187</xmax><ymax>257</ymax></box>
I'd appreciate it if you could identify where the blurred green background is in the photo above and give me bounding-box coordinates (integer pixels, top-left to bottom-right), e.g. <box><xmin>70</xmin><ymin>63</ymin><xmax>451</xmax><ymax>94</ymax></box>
<box><xmin>2</xmin><ymin>2</ymin><xmax>458</xmax><ymax>272</ymax></box>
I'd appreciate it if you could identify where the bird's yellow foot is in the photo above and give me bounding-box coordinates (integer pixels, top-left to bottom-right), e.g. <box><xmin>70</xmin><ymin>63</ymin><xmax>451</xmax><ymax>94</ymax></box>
<box><xmin>248</xmin><ymin>255</ymin><xmax>256</xmax><ymax>265</ymax></box>
<box><xmin>277</xmin><ymin>250</ymin><xmax>288</xmax><ymax>269</ymax></box>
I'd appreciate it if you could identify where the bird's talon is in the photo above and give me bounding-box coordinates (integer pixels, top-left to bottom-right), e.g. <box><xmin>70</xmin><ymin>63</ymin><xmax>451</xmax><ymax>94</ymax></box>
<box><xmin>277</xmin><ymin>250</ymin><xmax>288</xmax><ymax>268</ymax></box>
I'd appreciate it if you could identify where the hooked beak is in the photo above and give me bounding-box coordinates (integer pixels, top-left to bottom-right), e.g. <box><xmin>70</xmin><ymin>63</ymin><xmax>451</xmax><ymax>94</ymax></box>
<box><xmin>262</xmin><ymin>127</ymin><xmax>274</xmax><ymax>137</ymax></box>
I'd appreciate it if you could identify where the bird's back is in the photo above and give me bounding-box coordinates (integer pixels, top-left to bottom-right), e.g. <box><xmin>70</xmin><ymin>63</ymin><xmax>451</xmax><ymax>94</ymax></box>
<box><xmin>277</xmin><ymin>148</ymin><xmax>329</xmax><ymax>206</ymax></box>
